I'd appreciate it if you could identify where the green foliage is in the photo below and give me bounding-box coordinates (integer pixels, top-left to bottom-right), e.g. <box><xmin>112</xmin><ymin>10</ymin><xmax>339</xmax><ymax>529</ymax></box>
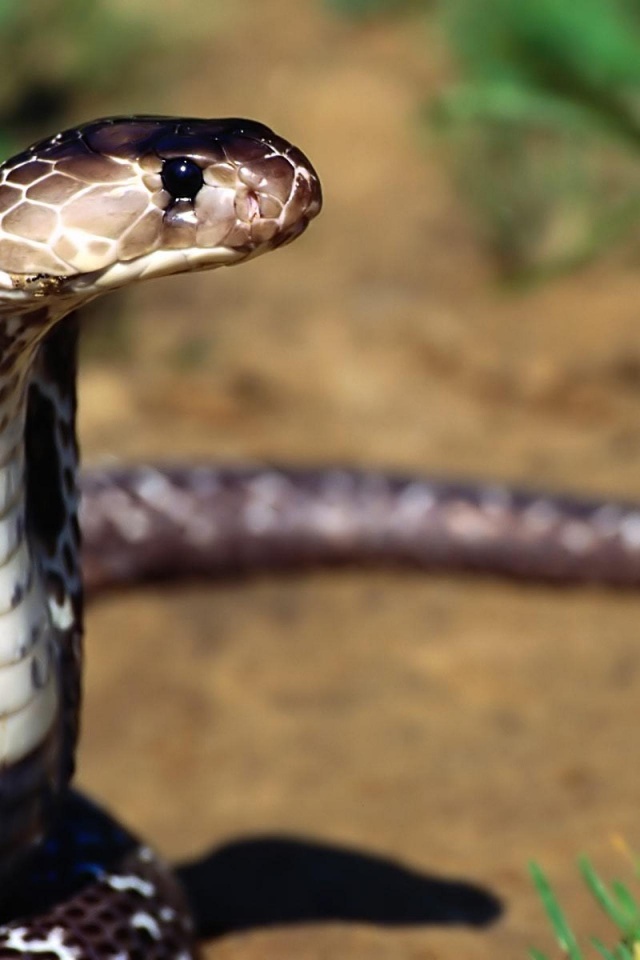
<box><xmin>433</xmin><ymin>0</ymin><xmax>640</xmax><ymax>277</ymax></box>
<box><xmin>530</xmin><ymin>858</ymin><xmax>640</xmax><ymax>960</ymax></box>
<box><xmin>440</xmin><ymin>0</ymin><xmax>640</xmax><ymax>146</ymax></box>
<box><xmin>0</xmin><ymin>0</ymin><xmax>143</xmax><ymax>97</ymax></box>
<box><xmin>326</xmin><ymin>0</ymin><xmax>640</xmax><ymax>276</ymax></box>
<box><xmin>325</xmin><ymin>0</ymin><xmax>420</xmax><ymax>19</ymax></box>
<box><xmin>0</xmin><ymin>0</ymin><xmax>154</xmax><ymax>158</ymax></box>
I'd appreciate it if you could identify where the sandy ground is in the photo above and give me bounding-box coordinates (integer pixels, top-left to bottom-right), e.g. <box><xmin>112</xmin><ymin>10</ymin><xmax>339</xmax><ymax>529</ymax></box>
<box><xmin>56</xmin><ymin>3</ymin><xmax>640</xmax><ymax>957</ymax></box>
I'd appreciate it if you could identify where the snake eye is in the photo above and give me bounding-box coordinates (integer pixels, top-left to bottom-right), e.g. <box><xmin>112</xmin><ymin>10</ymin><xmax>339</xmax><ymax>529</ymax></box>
<box><xmin>161</xmin><ymin>157</ymin><xmax>204</xmax><ymax>201</ymax></box>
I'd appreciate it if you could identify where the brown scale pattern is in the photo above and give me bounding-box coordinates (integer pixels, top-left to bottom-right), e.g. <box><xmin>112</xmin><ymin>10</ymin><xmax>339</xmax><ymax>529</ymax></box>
<box><xmin>0</xmin><ymin>116</ymin><xmax>320</xmax><ymax>277</ymax></box>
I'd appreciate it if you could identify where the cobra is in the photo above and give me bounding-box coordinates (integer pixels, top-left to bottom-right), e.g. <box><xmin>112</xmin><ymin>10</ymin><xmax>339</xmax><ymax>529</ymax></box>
<box><xmin>0</xmin><ymin>115</ymin><xmax>321</xmax><ymax>959</ymax></box>
<box><xmin>0</xmin><ymin>114</ymin><xmax>638</xmax><ymax>960</ymax></box>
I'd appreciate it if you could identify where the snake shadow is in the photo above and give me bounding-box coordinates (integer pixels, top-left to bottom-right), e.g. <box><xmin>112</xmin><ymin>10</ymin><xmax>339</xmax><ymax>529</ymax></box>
<box><xmin>4</xmin><ymin>795</ymin><xmax>494</xmax><ymax>936</ymax></box>
<box><xmin>176</xmin><ymin>835</ymin><xmax>502</xmax><ymax>939</ymax></box>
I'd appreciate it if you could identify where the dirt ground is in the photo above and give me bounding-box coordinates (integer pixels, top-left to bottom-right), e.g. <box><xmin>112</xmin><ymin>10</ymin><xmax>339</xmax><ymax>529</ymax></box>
<box><xmin>62</xmin><ymin>3</ymin><xmax>640</xmax><ymax>957</ymax></box>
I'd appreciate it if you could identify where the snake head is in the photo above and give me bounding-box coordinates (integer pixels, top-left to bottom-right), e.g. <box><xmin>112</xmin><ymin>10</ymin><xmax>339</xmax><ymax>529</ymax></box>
<box><xmin>0</xmin><ymin>116</ymin><xmax>322</xmax><ymax>297</ymax></box>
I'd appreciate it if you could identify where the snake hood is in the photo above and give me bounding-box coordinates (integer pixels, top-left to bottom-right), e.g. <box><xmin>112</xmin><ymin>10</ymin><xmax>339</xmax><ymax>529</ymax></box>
<box><xmin>0</xmin><ymin>115</ymin><xmax>322</xmax><ymax>301</ymax></box>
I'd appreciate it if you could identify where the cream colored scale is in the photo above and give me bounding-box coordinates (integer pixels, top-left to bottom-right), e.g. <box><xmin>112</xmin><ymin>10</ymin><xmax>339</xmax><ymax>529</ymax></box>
<box><xmin>0</xmin><ymin>381</ymin><xmax>59</xmax><ymax>766</ymax></box>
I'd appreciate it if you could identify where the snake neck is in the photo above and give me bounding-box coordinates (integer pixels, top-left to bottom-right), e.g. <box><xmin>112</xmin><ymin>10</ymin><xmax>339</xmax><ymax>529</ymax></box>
<box><xmin>0</xmin><ymin>308</ymin><xmax>83</xmax><ymax>878</ymax></box>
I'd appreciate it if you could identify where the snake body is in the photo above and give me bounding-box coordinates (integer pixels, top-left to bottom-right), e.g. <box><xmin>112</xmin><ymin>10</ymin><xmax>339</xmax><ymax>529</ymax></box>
<box><xmin>79</xmin><ymin>464</ymin><xmax>640</xmax><ymax>589</ymax></box>
<box><xmin>0</xmin><ymin>116</ymin><xmax>320</xmax><ymax>959</ymax></box>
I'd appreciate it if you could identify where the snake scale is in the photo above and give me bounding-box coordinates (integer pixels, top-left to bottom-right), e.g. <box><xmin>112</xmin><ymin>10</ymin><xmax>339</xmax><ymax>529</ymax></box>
<box><xmin>0</xmin><ymin>114</ymin><xmax>639</xmax><ymax>958</ymax></box>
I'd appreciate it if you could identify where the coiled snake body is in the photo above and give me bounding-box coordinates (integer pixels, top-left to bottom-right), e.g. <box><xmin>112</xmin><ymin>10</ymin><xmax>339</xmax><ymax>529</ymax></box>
<box><xmin>1</xmin><ymin>116</ymin><xmax>640</xmax><ymax>959</ymax></box>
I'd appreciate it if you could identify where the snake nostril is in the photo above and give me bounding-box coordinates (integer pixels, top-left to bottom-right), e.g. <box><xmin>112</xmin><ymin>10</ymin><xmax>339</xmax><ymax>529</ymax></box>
<box><xmin>235</xmin><ymin>189</ymin><xmax>261</xmax><ymax>223</ymax></box>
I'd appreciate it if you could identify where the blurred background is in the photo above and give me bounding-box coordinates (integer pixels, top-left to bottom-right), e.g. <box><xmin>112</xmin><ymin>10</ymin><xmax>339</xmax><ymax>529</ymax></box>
<box><xmin>15</xmin><ymin>1</ymin><xmax>640</xmax><ymax>957</ymax></box>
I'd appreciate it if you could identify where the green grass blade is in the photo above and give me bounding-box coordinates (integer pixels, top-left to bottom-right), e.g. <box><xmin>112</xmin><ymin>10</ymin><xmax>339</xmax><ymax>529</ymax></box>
<box><xmin>611</xmin><ymin>881</ymin><xmax>640</xmax><ymax>932</ymax></box>
<box><xmin>529</xmin><ymin>862</ymin><xmax>584</xmax><ymax>960</ymax></box>
<box><xmin>529</xmin><ymin>950</ymin><xmax>551</xmax><ymax>960</ymax></box>
<box><xmin>579</xmin><ymin>858</ymin><xmax>638</xmax><ymax>935</ymax></box>
<box><xmin>591</xmin><ymin>938</ymin><xmax>618</xmax><ymax>960</ymax></box>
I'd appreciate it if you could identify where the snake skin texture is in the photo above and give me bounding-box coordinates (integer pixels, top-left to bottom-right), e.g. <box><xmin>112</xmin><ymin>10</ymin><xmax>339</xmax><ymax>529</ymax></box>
<box><xmin>79</xmin><ymin>464</ymin><xmax>640</xmax><ymax>589</ymax></box>
<box><xmin>0</xmin><ymin>795</ymin><xmax>194</xmax><ymax>960</ymax></box>
<box><xmin>0</xmin><ymin>116</ymin><xmax>321</xmax><ymax>959</ymax></box>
